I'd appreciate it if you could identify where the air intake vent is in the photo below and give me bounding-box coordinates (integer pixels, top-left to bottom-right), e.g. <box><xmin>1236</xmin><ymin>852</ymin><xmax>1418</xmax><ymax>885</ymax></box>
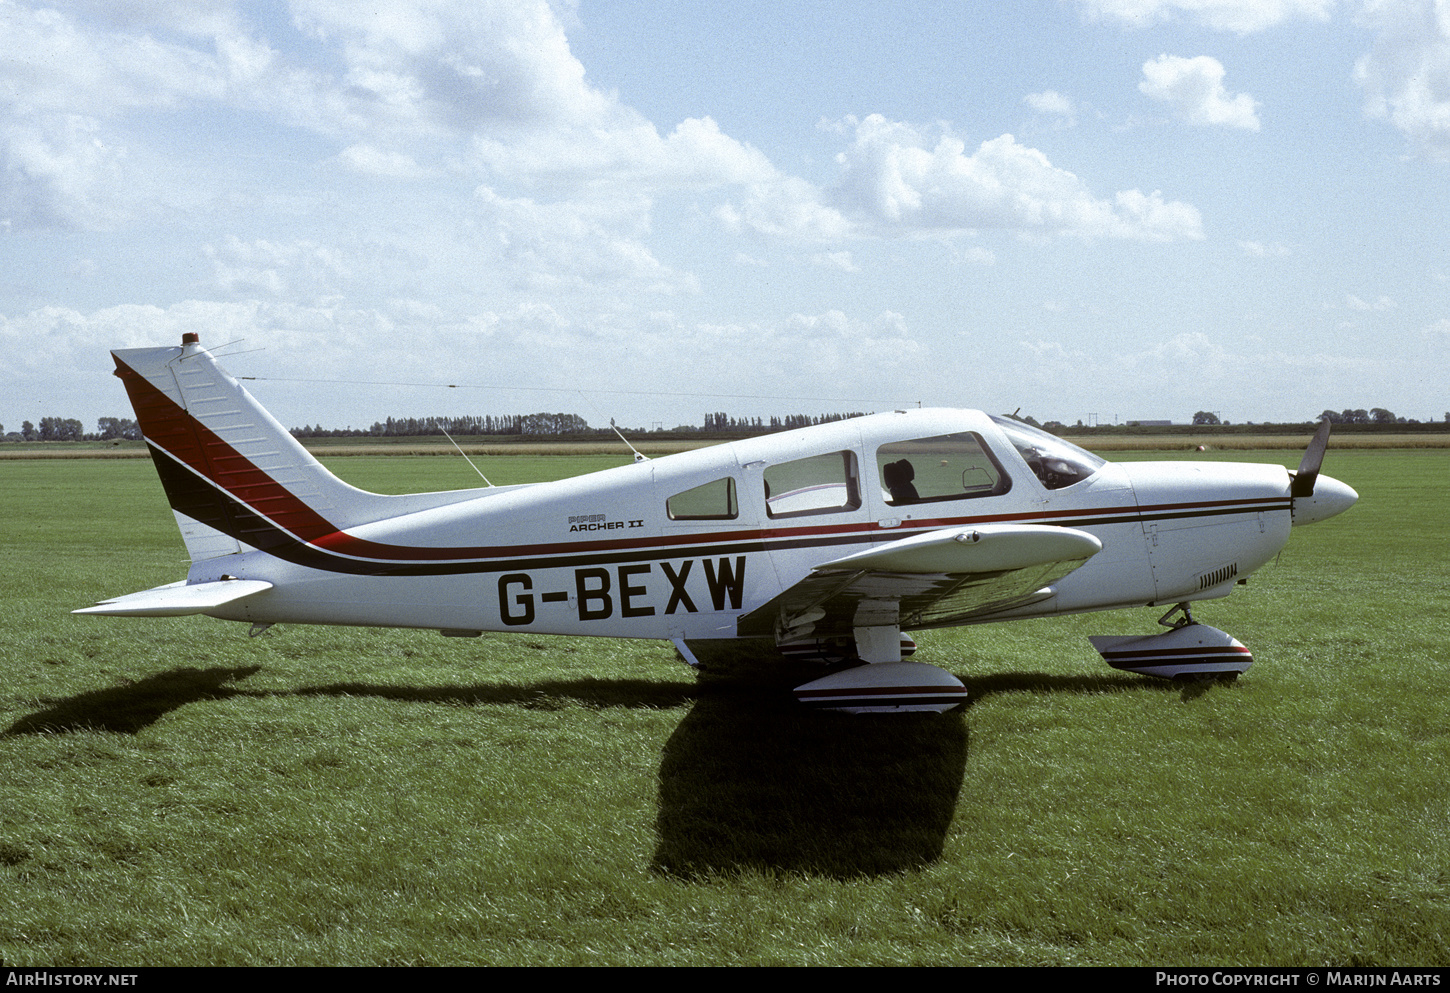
<box><xmin>1198</xmin><ymin>563</ymin><xmax>1238</xmax><ymax>590</ymax></box>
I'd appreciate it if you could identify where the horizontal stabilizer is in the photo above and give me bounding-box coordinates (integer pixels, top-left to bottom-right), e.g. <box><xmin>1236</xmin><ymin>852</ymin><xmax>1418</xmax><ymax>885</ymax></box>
<box><xmin>73</xmin><ymin>579</ymin><xmax>273</xmax><ymax>617</ymax></box>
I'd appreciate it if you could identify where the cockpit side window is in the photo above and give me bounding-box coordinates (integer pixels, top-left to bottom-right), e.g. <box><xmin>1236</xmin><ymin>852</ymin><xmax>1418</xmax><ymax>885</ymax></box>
<box><xmin>764</xmin><ymin>451</ymin><xmax>861</xmax><ymax>519</ymax></box>
<box><xmin>989</xmin><ymin>415</ymin><xmax>1105</xmax><ymax>490</ymax></box>
<box><xmin>667</xmin><ymin>476</ymin><xmax>738</xmax><ymax>520</ymax></box>
<box><xmin>875</xmin><ymin>432</ymin><xmax>1011</xmax><ymax>506</ymax></box>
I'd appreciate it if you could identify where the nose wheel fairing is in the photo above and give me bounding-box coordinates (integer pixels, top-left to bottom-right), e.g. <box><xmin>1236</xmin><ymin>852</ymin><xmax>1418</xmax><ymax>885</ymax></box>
<box><xmin>1089</xmin><ymin>622</ymin><xmax>1253</xmax><ymax>680</ymax></box>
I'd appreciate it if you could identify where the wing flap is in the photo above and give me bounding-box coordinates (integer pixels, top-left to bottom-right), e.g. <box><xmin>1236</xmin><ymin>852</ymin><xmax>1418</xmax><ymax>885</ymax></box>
<box><xmin>73</xmin><ymin>579</ymin><xmax>273</xmax><ymax>617</ymax></box>
<box><xmin>738</xmin><ymin>524</ymin><xmax>1100</xmax><ymax>639</ymax></box>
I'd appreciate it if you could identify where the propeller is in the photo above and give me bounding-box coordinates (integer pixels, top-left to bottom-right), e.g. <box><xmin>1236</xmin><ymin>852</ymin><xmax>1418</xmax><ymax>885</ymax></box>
<box><xmin>1290</xmin><ymin>418</ymin><xmax>1332</xmax><ymax>498</ymax></box>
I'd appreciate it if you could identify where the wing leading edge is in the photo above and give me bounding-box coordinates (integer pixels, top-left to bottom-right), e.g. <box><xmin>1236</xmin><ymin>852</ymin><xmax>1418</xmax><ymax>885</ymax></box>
<box><xmin>737</xmin><ymin>523</ymin><xmax>1102</xmax><ymax>641</ymax></box>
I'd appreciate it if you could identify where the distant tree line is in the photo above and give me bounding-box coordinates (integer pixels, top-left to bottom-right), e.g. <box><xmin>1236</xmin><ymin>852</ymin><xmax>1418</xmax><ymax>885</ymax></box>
<box><xmin>290</xmin><ymin>410</ymin><xmax>874</xmax><ymax>439</ymax></box>
<box><xmin>1</xmin><ymin>410</ymin><xmax>873</xmax><ymax>443</ymax></box>
<box><xmin>702</xmin><ymin>412</ymin><xmax>868</xmax><ymax>433</ymax></box>
<box><xmin>1318</xmin><ymin>408</ymin><xmax>1408</xmax><ymax>425</ymax></box>
<box><xmin>1181</xmin><ymin>408</ymin><xmax>1440</xmax><ymax>429</ymax></box>
<box><xmin>290</xmin><ymin>413</ymin><xmax>591</xmax><ymax>439</ymax></box>
<box><xmin>2</xmin><ymin>416</ymin><xmax>140</xmax><ymax>442</ymax></box>
<box><xmin>1193</xmin><ymin>408</ymin><xmax>1426</xmax><ymax>427</ymax></box>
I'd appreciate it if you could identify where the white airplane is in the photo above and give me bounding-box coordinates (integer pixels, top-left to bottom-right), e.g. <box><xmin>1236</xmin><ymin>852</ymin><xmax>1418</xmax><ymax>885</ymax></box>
<box><xmin>76</xmin><ymin>335</ymin><xmax>1358</xmax><ymax>713</ymax></box>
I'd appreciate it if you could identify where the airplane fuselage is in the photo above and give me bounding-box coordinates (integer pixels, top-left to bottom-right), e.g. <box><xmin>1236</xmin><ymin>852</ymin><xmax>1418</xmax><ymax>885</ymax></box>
<box><xmin>79</xmin><ymin>338</ymin><xmax>1356</xmax><ymax>704</ymax></box>
<box><xmin>183</xmin><ymin>409</ymin><xmax>1298</xmax><ymax>641</ymax></box>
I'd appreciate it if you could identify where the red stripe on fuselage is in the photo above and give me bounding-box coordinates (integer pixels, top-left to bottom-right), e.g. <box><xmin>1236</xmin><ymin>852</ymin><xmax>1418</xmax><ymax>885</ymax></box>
<box><xmin>117</xmin><ymin>353</ymin><xmax>1289</xmax><ymax>569</ymax></box>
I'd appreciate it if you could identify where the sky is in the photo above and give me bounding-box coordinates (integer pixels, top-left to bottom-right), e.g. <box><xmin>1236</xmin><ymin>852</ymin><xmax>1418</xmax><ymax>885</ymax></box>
<box><xmin>1</xmin><ymin>0</ymin><xmax>1448</xmax><ymax>434</ymax></box>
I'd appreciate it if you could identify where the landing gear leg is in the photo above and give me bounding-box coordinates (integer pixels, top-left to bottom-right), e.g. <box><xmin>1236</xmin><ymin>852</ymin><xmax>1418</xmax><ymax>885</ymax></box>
<box><xmin>1157</xmin><ymin>602</ymin><xmax>1196</xmax><ymax>630</ymax></box>
<box><xmin>852</xmin><ymin>624</ymin><xmax>904</xmax><ymax>664</ymax></box>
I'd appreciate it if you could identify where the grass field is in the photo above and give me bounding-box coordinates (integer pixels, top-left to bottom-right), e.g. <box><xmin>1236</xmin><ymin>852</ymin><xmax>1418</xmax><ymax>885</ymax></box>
<box><xmin>1</xmin><ymin>449</ymin><xmax>1446</xmax><ymax>965</ymax></box>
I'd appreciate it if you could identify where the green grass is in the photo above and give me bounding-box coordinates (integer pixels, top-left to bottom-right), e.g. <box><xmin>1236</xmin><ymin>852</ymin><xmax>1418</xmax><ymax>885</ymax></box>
<box><xmin>1</xmin><ymin>451</ymin><xmax>1446</xmax><ymax>965</ymax></box>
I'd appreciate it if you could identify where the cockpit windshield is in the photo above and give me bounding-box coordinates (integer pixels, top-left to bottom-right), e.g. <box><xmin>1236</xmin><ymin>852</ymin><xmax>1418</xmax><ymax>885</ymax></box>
<box><xmin>989</xmin><ymin>415</ymin><xmax>1105</xmax><ymax>490</ymax></box>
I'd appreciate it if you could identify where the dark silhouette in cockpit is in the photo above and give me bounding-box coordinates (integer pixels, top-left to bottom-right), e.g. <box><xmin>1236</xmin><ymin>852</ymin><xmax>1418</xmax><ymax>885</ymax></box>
<box><xmin>883</xmin><ymin>459</ymin><xmax>919</xmax><ymax>504</ymax></box>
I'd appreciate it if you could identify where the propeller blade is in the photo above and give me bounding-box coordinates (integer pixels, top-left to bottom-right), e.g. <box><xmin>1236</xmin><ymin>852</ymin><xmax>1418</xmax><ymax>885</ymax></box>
<box><xmin>1290</xmin><ymin>418</ymin><xmax>1332</xmax><ymax>498</ymax></box>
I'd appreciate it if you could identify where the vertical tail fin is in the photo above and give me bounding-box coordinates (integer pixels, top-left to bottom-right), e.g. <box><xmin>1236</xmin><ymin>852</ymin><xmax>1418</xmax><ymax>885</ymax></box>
<box><xmin>113</xmin><ymin>335</ymin><xmax>461</xmax><ymax>563</ymax></box>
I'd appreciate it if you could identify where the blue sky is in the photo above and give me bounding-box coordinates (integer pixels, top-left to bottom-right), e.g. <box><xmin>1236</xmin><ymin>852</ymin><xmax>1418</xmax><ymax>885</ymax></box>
<box><xmin>1</xmin><ymin>0</ymin><xmax>1447</xmax><ymax>434</ymax></box>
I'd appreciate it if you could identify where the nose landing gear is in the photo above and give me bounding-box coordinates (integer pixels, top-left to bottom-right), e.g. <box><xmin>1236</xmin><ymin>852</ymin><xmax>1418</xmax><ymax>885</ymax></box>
<box><xmin>1090</xmin><ymin>601</ymin><xmax>1253</xmax><ymax>681</ymax></box>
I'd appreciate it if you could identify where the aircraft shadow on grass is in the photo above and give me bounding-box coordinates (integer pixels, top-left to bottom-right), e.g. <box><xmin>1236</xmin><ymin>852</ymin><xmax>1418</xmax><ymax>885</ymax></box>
<box><xmin>647</xmin><ymin>647</ymin><xmax>1187</xmax><ymax>879</ymax></box>
<box><xmin>5</xmin><ymin>656</ymin><xmax>1201</xmax><ymax>879</ymax></box>
<box><xmin>2</xmin><ymin>665</ymin><xmax>696</xmax><ymax>736</ymax></box>
<box><xmin>3</xmin><ymin>665</ymin><xmax>264</xmax><ymax>736</ymax></box>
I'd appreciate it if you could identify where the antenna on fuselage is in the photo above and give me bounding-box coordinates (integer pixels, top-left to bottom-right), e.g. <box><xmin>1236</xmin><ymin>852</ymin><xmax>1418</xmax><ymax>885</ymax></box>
<box><xmin>439</xmin><ymin>427</ymin><xmax>494</xmax><ymax>486</ymax></box>
<box><xmin>610</xmin><ymin>418</ymin><xmax>649</xmax><ymax>463</ymax></box>
<box><xmin>576</xmin><ymin>389</ymin><xmax>649</xmax><ymax>462</ymax></box>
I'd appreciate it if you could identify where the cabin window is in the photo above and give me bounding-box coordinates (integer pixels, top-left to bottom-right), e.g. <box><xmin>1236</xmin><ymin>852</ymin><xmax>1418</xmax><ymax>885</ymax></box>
<box><xmin>764</xmin><ymin>451</ymin><xmax>861</xmax><ymax>519</ymax></box>
<box><xmin>989</xmin><ymin>415</ymin><xmax>1104</xmax><ymax>490</ymax></box>
<box><xmin>667</xmin><ymin>476</ymin><xmax>739</xmax><ymax>520</ymax></box>
<box><xmin>875</xmin><ymin>432</ymin><xmax>1011</xmax><ymax>506</ymax></box>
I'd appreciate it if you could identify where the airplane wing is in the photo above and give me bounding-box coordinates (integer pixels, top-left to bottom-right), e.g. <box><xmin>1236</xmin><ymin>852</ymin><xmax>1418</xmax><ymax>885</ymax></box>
<box><xmin>73</xmin><ymin>578</ymin><xmax>273</xmax><ymax>618</ymax></box>
<box><xmin>737</xmin><ymin>524</ymin><xmax>1102</xmax><ymax>640</ymax></box>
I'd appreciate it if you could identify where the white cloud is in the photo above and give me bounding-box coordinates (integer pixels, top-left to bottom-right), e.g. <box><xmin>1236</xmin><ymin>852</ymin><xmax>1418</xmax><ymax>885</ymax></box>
<box><xmin>1140</xmin><ymin>55</ymin><xmax>1261</xmax><ymax>130</ymax></box>
<box><xmin>0</xmin><ymin>3</ymin><xmax>230</xmax><ymax>117</ymax></box>
<box><xmin>512</xmin><ymin>307</ymin><xmax>927</xmax><ymax>411</ymax></box>
<box><xmin>1143</xmin><ymin>331</ymin><xmax>1235</xmax><ymax>367</ymax></box>
<box><xmin>0</xmin><ymin>3</ymin><xmax>325</xmax><ymax>229</ymax></box>
<box><xmin>0</xmin><ymin>299</ymin><xmax>282</xmax><ymax>379</ymax></box>
<box><xmin>1345</xmin><ymin>293</ymin><xmax>1396</xmax><ymax>310</ymax></box>
<box><xmin>771</xmin><ymin>309</ymin><xmax>925</xmax><ymax>377</ymax></box>
<box><xmin>1355</xmin><ymin>0</ymin><xmax>1450</xmax><ymax>157</ymax></box>
<box><xmin>473</xmin><ymin>186</ymin><xmax>697</xmax><ymax>296</ymax></box>
<box><xmin>283</xmin><ymin>0</ymin><xmax>784</xmax><ymax>204</ymax></box>
<box><xmin>716</xmin><ymin>174</ymin><xmax>853</xmax><ymax>240</ymax></box>
<box><xmin>0</xmin><ymin>114</ymin><xmax>129</xmax><ymax>230</ymax></box>
<box><xmin>471</xmin><ymin>114</ymin><xmax>776</xmax><ymax>191</ymax></box>
<box><xmin>336</xmin><ymin>144</ymin><xmax>432</xmax><ymax>178</ymax></box>
<box><xmin>953</xmin><ymin>245</ymin><xmax>997</xmax><ymax>265</ymax></box>
<box><xmin>287</xmin><ymin>3</ymin><xmax>781</xmax><ymax>197</ymax></box>
<box><xmin>0</xmin><ymin>1</ymin><xmax>357</xmax><ymax>141</ymax></box>
<box><xmin>720</xmin><ymin>116</ymin><xmax>1203</xmax><ymax>242</ymax></box>
<box><xmin>1238</xmin><ymin>239</ymin><xmax>1292</xmax><ymax>256</ymax></box>
<box><xmin>205</xmin><ymin>236</ymin><xmax>354</xmax><ymax>301</ymax></box>
<box><xmin>1070</xmin><ymin>0</ymin><xmax>1334</xmax><ymax>34</ymax></box>
<box><xmin>0</xmin><ymin>0</ymin><xmax>775</xmax><ymax>228</ymax></box>
<box><xmin>0</xmin><ymin>0</ymin><xmax>248</xmax><ymax>231</ymax></box>
<box><xmin>826</xmin><ymin>115</ymin><xmax>1203</xmax><ymax>241</ymax></box>
<box><xmin>1016</xmin><ymin>330</ymin><xmax>1399</xmax><ymax>423</ymax></box>
<box><xmin>289</xmin><ymin>0</ymin><xmax>615</xmax><ymax>134</ymax></box>
<box><xmin>1020</xmin><ymin>338</ymin><xmax>1088</xmax><ymax>361</ymax></box>
<box><xmin>811</xmin><ymin>251</ymin><xmax>860</xmax><ymax>272</ymax></box>
<box><xmin>1024</xmin><ymin>90</ymin><xmax>1075</xmax><ymax>116</ymax></box>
